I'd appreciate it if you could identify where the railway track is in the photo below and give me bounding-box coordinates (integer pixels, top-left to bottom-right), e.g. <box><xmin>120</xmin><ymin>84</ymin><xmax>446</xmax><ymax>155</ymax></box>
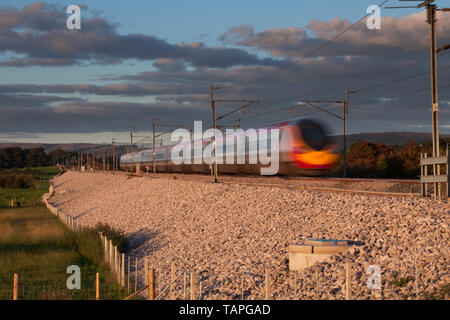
<box><xmin>85</xmin><ymin>170</ymin><xmax>422</xmax><ymax>197</ymax></box>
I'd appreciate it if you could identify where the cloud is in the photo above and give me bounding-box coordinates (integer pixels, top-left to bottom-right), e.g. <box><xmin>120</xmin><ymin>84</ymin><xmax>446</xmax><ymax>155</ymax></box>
<box><xmin>219</xmin><ymin>11</ymin><xmax>450</xmax><ymax>58</ymax></box>
<box><xmin>0</xmin><ymin>3</ymin><xmax>449</xmax><ymax>137</ymax></box>
<box><xmin>1</xmin><ymin>52</ymin><xmax>448</xmax><ymax>135</ymax></box>
<box><xmin>0</xmin><ymin>2</ymin><xmax>281</xmax><ymax>68</ymax></box>
<box><xmin>0</xmin><ymin>98</ymin><xmax>211</xmax><ymax>133</ymax></box>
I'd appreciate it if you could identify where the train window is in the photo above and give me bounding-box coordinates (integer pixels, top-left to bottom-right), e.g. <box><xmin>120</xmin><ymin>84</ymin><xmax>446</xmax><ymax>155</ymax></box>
<box><xmin>298</xmin><ymin>119</ymin><xmax>329</xmax><ymax>151</ymax></box>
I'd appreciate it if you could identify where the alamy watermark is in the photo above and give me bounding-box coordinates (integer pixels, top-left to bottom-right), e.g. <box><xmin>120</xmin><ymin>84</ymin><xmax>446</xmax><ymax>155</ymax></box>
<box><xmin>66</xmin><ymin>265</ymin><xmax>81</xmax><ymax>289</ymax></box>
<box><xmin>66</xmin><ymin>5</ymin><xmax>81</xmax><ymax>30</ymax></box>
<box><xmin>367</xmin><ymin>265</ymin><xmax>381</xmax><ymax>290</ymax></box>
<box><xmin>170</xmin><ymin>121</ymin><xmax>280</xmax><ymax>175</ymax></box>
<box><xmin>367</xmin><ymin>5</ymin><xmax>381</xmax><ymax>30</ymax></box>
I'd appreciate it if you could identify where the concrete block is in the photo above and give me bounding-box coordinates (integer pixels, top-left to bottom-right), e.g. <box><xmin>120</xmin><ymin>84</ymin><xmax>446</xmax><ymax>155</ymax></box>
<box><xmin>289</xmin><ymin>252</ymin><xmax>331</xmax><ymax>271</ymax></box>
<box><xmin>288</xmin><ymin>245</ymin><xmax>313</xmax><ymax>254</ymax></box>
<box><xmin>314</xmin><ymin>245</ymin><xmax>351</xmax><ymax>254</ymax></box>
<box><xmin>288</xmin><ymin>243</ymin><xmax>352</xmax><ymax>271</ymax></box>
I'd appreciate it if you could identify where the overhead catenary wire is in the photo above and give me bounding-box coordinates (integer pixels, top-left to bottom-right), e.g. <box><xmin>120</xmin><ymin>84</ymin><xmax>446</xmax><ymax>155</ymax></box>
<box><xmin>243</xmin><ymin>0</ymin><xmax>390</xmax><ymax>86</ymax></box>
<box><xmin>346</xmin><ymin>81</ymin><xmax>450</xmax><ymax>106</ymax></box>
<box><xmin>248</xmin><ymin>81</ymin><xmax>450</xmax><ymax>130</ymax></box>
<box><xmin>237</xmin><ymin>8</ymin><xmax>450</xmax><ymax>122</ymax></box>
<box><xmin>237</xmin><ymin>61</ymin><xmax>450</xmax><ymax>125</ymax></box>
<box><xmin>261</xmin><ymin>48</ymin><xmax>450</xmax><ymax>109</ymax></box>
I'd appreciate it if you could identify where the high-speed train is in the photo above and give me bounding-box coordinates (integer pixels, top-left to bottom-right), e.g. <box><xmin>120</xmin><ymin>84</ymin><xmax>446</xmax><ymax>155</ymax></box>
<box><xmin>120</xmin><ymin>118</ymin><xmax>338</xmax><ymax>176</ymax></box>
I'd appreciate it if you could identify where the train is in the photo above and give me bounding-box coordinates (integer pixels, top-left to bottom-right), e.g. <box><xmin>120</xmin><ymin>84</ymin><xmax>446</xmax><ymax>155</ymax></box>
<box><xmin>119</xmin><ymin>118</ymin><xmax>339</xmax><ymax>176</ymax></box>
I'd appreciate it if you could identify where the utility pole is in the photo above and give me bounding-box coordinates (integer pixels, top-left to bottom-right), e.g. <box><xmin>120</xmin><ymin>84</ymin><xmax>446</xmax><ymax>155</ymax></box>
<box><xmin>343</xmin><ymin>89</ymin><xmax>356</xmax><ymax>178</ymax></box>
<box><xmin>428</xmin><ymin>3</ymin><xmax>440</xmax><ymax>197</ymax></box>
<box><xmin>152</xmin><ymin>118</ymin><xmax>159</xmax><ymax>178</ymax></box>
<box><xmin>210</xmin><ymin>85</ymin><xmax>259</xmax><ymax>182</ymax></box>
<box><xmin>210</xmin><ymin>85</ymin><xmax>221</xmax><ymax>183</ymax></box>
<box><xmin>301</xmin><ymin>88</ymin><xmax>355</xmax><ymax>178</ymax></box>
<box><xmin>130</xmin><ymin>127</ymin><xmax>136</xmax><ymax>175</ymax></box>
<box><xmin>387</xmin><ymin>0</ymin><xmax>450</xmax><ymax>199</ymax></box>
<box><xmin>112</xmin><ymin>138</ymin><xmax>117</xmax><ymax>172</ymax></box>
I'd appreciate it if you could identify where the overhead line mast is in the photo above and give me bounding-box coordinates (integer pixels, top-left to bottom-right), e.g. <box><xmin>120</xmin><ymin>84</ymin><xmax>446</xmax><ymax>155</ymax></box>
<box><xmin>387</xmin><ymin>0</ymin><xmax>450</xmax><ymax>198</ymax></box>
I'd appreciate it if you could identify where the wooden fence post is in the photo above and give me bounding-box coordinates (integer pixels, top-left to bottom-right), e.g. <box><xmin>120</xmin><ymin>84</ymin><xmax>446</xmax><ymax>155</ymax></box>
<box><xmin>149</xmin><ymin>269</ymin><xmax>155</xmax><ymax>300</ymax></box>
<box><xmin>190</xmin><ymin>272</ymin><xmax>198</xmax><ymax>300</ymax></box>
<box><xmin>241</xmin><ymin>273</ymin><xmax>244</xmax><ymax>300</ymax></box>
<box><xmin>109</xmin><ymin>240</ymin><xmax>113</xmax><ymax>269</ymax></box>
<box><xmin>104</xmin><ymin>237</ymin><xmax>108</xmax><ymax>262</ymax></box>
<box><xmin>345</xmin><ymin>261</ymin><xmax>352</xmax><ymax>300</ymax></box>
<box><xmin>170</xmin><ymin>262</ymin><xmax>176</xmax><ymax>300</ymax></box>
<box><xmin>96</xmin><ymin>273</ymin><xmax>100</xmax><ymax>300</ymax></box>
<box><xmin>144</xmin><ymin>258</ymin><xmax>148</xmax><ymax>287</ymax></box>
<box><xmin>127</xmin><ymin>255</ymin><xmax>131</xmax><ymax>294</ymax></box>
<box><xmin>121</xmin><ymin>253</ymin><xmax>125</xmax><ymax>287</ymax></box>
<box><xmin>117</xmin><ymin>248</ymin><xmax>121</xmax><ymax>283</ymax></box>
<box><xmin>447</xmin><ymin>147</ymin><xmax>450</xmax><ymax>198</ymax></box>
<box><xmin>265</xmin><ymin>266</ymin><xmax>271</xmax><ymax>300</ymax></box>
<box><xmin>114</xmin><ymin>246</ymin><xmax>118</xmax><ymax>279</ymax></box>
<box><xmin>414</xmin><ymin>245</ymin><xmax>419</xmax><ymax>299</ymax></box>
<box><xmin>13</xmin><ymin>273</ymin><xmax>19</xmax><ymax>300</ymax></box>
<box><xmin>135</xmin><ymin>258</ymin><xmax>138</xmax><ymax>293</ymax></box>
<box><xmin>184</xmin><ymin>272</ymin><xmax>187</xmax><ymax>299</ymax></box>
<box><xmin>316</xmin><ymin>270</ymin><xmax>320</xmax><ymax>300</ymax></box>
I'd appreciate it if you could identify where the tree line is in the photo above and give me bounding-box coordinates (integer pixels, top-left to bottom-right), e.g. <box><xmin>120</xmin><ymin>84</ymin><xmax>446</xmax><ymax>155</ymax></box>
<box><xmin>0</xmin><ymin>139</ymin><xmax>448</xmax><ymax>179</ymax></box>
<box><xmin>334</xmin><ymin>138</ymin><xmax>449</xmax><ymax>179</ymax></box>
<box><xmin>0</xmin><ymin>147</ymin><xmax>77</xmax><ymax>169</ymax></box>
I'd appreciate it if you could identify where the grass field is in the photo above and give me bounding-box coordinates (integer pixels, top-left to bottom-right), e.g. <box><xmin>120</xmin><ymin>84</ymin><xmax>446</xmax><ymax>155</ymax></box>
<box><xmin>0</xmin><ymin>166</ymin><xmax>60</xmax><ymax>208</ymax></box>
<box><xmin>0</xmin><ymin>207</ymin><xmax>129</xmax><ymax>300</ymax></box>
<box><xmin>0</xmin><ymin>166</ymin><xmax>130</xmax><ymax>300</ymax></box>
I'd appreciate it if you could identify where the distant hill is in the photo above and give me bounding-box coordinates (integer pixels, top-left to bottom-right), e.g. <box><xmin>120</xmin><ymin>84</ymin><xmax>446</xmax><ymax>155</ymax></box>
<box><xmin>332</xmin><ymin>132</ymin><xmax>450</xmax><ymax>150</ymax></box>
<box><xmin>0</xmin><ymin>131</ymin><xmax>449</xmax><ymax>153</ymax></box>
<box><xmin>0</xmin><ymin>143</ymin><xmax>129</xmax><ymax>154</ymax></box>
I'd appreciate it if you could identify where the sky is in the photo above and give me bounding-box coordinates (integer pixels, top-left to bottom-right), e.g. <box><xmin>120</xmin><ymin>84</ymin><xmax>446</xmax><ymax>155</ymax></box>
<box><xmin>0</xmin><ymin>0</ymin><xmax>449</xmax><ymax>144</ymax></box>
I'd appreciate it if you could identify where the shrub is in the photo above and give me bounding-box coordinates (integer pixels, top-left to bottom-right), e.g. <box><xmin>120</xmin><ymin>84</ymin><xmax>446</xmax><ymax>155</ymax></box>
<box><xmin>390</xmin><ymin>272</ymin><xmax>414</xmax><ymax>288</ymax></box>
<box><xmin>90</xmin><ymin>223</ymin><xmax>129</xmax><ymax>253</ymax></box>
<box><xmin>0</xmin><ymin>174</ymin><xmax>35</xmax><ymax>188</ymax></box>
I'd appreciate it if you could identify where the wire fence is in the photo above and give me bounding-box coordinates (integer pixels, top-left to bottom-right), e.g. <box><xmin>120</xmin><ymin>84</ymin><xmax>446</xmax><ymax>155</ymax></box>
<box><xmin>0</xmin><ymin>276</ymin><xmax>130</xmax><ymax>300</ymax></box>
<box><xmin>3</xmin><ymin>239</ymin><xmax>447</xmax><ymax>301</ymax></box>
<box><xmin>122</xmin><ymin>248</ymin><xmax>449</xmax><ymax>301</ymax></box>
<box><xmin>5</xmin><ymin>177</ymin><xmax>444</xmax><ymax>301</ymax></box>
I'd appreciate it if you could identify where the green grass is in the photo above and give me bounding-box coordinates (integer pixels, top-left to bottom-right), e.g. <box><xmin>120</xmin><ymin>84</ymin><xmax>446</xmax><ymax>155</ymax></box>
<box><xmin>423</xmin><ymin>283</ymin><xmax>450</xmax><ymax>300</ymax></box>
<box><xmin>0</xmin><ymin>166</ymin><xmax>132</xmax><ymax>300</ymax></box>
<box><xmin>0</xmin><ymin>183</ymin><xmax>49</xmax><ymax>208</ymax></box>
<box><xmin>0</xmin><ymin>207</ymin><xmax>129</xmax><ymax>300</ymax></box>
<box><xmin>0</xmin><ymin>166</ymin><xmax>60</xmax><ymax>180</ymax></box>
<box><xmin>390</xmin><ymin>272</ymin><xmax>414</xmax><ymax>288</ymax></box>
<box><xmin>0</xmin><ymin>166</ymin><xmax>60</xmax><ymax>208</ymax></box>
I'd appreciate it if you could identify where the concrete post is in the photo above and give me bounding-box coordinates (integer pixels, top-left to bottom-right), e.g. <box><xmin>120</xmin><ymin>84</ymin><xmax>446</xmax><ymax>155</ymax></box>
<box><xmin>345</xmin><ymin>262</ymin><xmax>352</xmax><ymax>300</ymax></box>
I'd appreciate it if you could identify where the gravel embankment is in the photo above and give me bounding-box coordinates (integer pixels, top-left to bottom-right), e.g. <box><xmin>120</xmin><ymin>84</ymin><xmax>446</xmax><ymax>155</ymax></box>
<box><xmin>137</xmin><ymin>172</ymin><xmax>421</xmax><ymax>193</ymax></box>
<box><xmin>51</xmin><ymin>171</ymin><xmax>449</xmax><ymax>300</ymax></box>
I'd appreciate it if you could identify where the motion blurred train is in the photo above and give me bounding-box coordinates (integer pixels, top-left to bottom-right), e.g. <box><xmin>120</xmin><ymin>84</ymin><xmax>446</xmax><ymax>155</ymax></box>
<box><xmin>120</xmin><ymin>118</ymin><xmax>338</xmax><ymax>176</ymax></box>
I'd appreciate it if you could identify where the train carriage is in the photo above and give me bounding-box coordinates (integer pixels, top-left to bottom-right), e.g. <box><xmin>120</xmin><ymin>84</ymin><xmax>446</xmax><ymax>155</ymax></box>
<box><xmin>120</xmin><ymin>118</ymin><xmax>338</xmax><ymax>176</ymax></box>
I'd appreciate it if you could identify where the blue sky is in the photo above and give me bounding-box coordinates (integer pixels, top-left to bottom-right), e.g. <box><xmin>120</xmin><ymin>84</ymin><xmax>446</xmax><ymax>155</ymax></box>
<box><xmin>0</xmin><ymin>1</ymin><xmax>449</xmax><ymax>144</ymax></box>
<box><xmin>5</xmin><ymin>0</ymin><xmax>414</xmax><ymax>40</ymax></box>
<box><xmin>1</xmin><ymin>0</ymin><xmax>412</xmax><ymax>86</ymax></box>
